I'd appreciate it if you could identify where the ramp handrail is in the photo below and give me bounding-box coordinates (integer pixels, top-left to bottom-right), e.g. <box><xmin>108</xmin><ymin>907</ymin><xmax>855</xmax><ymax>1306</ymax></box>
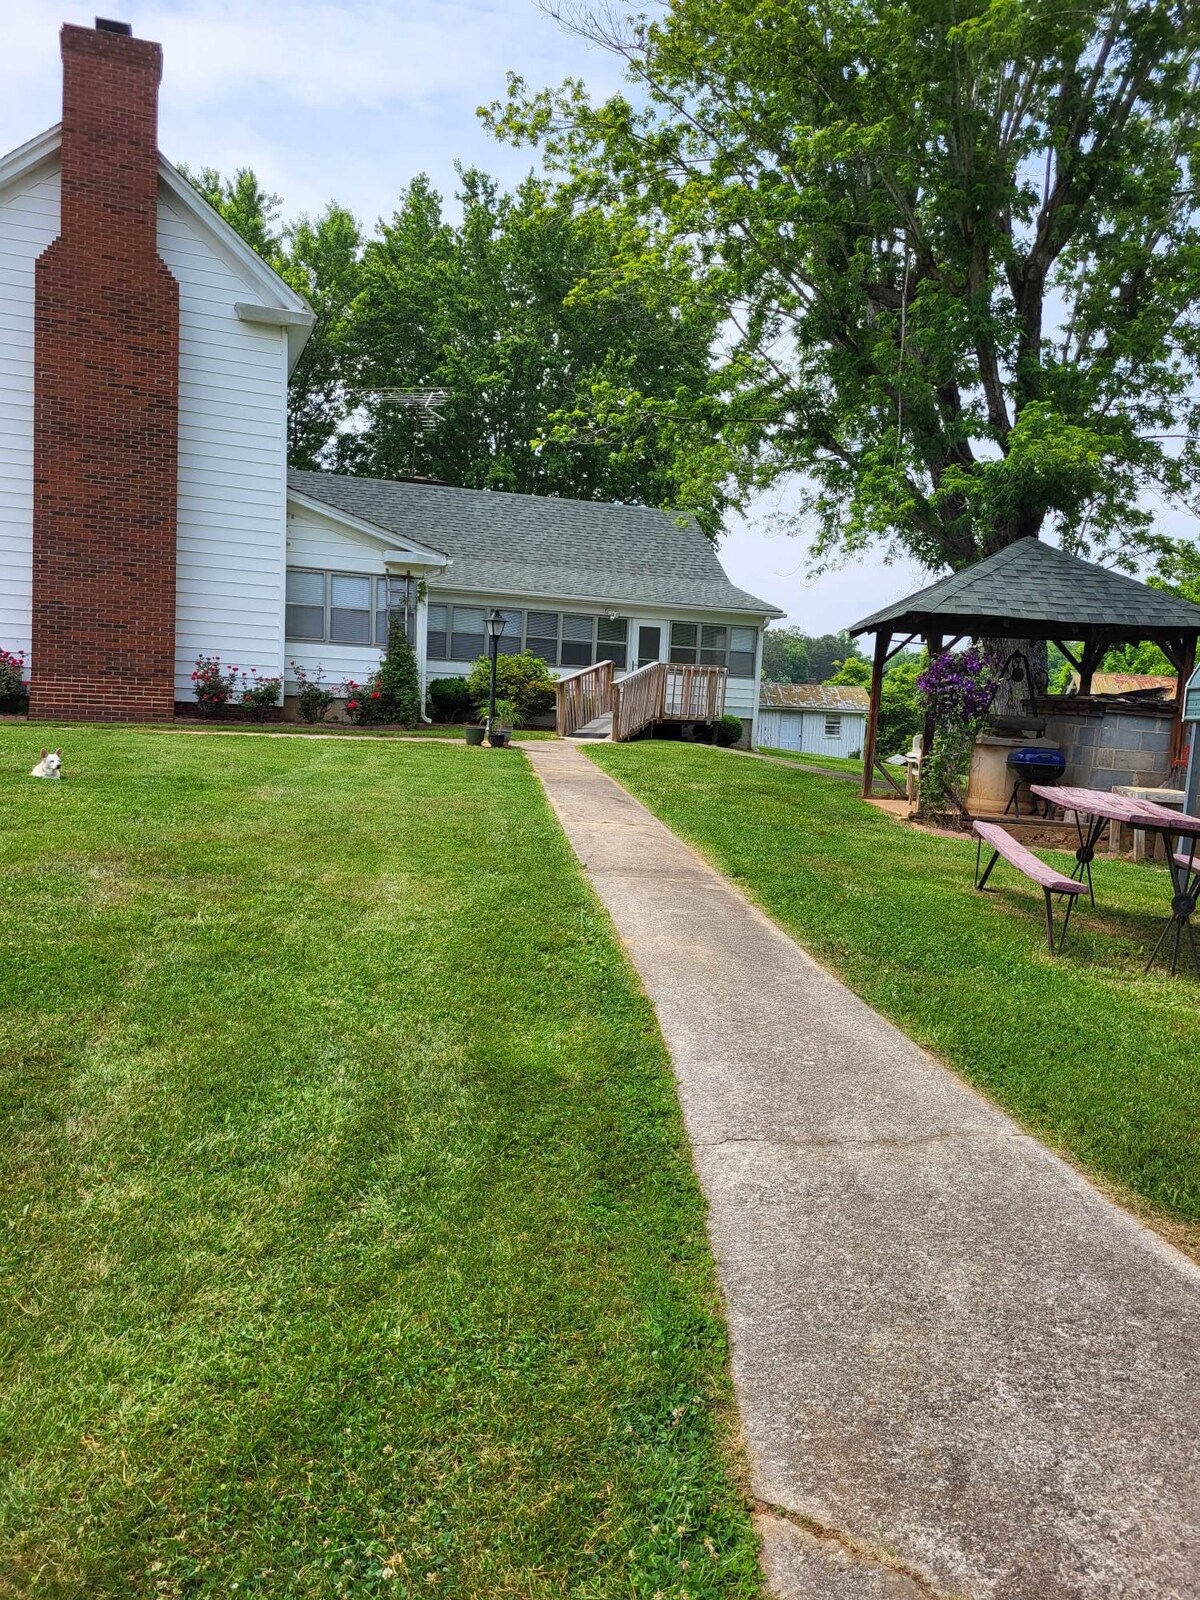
<box><xmin>553</xmin><ymin>660</ymin><xmax>614</xmax><ymax>737</ymax></box>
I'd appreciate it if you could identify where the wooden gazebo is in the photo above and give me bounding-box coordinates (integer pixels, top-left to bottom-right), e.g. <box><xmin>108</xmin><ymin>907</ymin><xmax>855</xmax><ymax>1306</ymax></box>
<box><xmin>849</xmin><ymin>538</ymin><xmax>1200</xmax><ymax>799</ymax></box>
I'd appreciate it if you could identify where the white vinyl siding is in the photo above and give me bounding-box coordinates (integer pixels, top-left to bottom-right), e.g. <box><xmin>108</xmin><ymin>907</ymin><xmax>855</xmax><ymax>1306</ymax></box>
<box><xmin>0</xmin><ymin>161</ymin><xmax>59</xmax><ymax>661</ymax></box>
<box><xmin>157</xmin><ymin>182</ymin><xmax>289</xmax><ymax>696</ymax></box>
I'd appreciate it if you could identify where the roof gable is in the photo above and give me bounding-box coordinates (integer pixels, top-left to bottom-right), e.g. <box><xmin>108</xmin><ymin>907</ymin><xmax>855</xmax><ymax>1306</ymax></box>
<box><xmin>287</xmin><ymin>470</ymin><xmax>783</xmax><ymax>617</ymax></box>
<box><xmin>0</xmin><ymin>124</ymin><xmax>314</xmax><ymax>371</ymax></box>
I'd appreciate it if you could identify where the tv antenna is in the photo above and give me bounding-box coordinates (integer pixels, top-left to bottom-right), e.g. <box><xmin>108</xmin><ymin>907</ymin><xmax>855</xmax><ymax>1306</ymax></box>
<box><xmin>369</xmin><ymin>388</ymin><xmax>450</xmax><ymax>476</ymax></box>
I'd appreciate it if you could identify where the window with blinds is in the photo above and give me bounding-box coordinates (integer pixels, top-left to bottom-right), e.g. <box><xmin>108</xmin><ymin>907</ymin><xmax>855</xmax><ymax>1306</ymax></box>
<box><xmin>596</xmin><ymin>616</ymin><xmax>628</xmax><ymax>669</ymax></box>
<box><xmin>525</xmin><ymin>611</ymin><xmax>559</xmax><ymax>664</ymax></box>
<box><xmin>668</xmin><ymin>620</ymin><xmax>757</xmax><ymax>674</ymax></box>
<box><xmin>560</xmin><ymin>614</ymin><xmax>595</xmax><ymax>667</ymax></box>
<box><xmin>286</xmin><ymin>570</ymin><xmax>415</xmax><ymax>647</ymax></box>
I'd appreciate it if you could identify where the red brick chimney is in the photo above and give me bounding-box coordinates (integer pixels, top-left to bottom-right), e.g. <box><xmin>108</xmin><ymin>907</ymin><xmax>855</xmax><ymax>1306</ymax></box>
<box><xmin>31</xmin><ymin>21</ymin><xmax>180</xmax><ymax>723</ymax></box>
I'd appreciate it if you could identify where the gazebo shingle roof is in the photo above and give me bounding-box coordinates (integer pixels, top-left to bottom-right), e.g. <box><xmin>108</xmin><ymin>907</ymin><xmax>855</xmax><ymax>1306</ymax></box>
<box><xmin>850</xmin><ymin>538</ymin><xmax>1200</xmax><ymax>641</ymax></box>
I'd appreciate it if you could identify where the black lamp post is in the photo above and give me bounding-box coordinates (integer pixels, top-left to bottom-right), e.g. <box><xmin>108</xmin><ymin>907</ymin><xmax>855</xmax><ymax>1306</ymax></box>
<box><xmin>486</xmin><ymin>608</ymin><xmax>507</xmax><ymax>741</ymax></box>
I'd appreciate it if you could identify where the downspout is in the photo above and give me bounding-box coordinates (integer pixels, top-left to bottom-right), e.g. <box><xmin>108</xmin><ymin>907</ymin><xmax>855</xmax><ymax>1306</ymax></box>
<box><xmin>750</xmin><ymin>622</ymin><xmax>766</xmax><ymax>748</ymax></box>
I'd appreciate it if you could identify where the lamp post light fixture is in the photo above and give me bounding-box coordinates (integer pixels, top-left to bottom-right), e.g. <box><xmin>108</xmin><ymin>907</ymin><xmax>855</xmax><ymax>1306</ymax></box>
<box><xmin>486</xmin><ymin>608</ymin><xmax>507</xmax><ymax>743</ymax></box>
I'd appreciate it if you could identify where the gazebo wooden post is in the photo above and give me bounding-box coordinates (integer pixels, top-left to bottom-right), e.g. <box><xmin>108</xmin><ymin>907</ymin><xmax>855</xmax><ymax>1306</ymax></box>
<box><xmin>860</xmin><ymin>628</ymin><xmax>891</xmax><ymax>798</ymax></box>
<box><xmin>1172</xmin><ymin>636</ymin><xmax>1196</xmax><ymax>768</ymax></box>
<box><xmin>920</xmin><ymin>632</ymin><xmax>945</xmax><ymax>780</ymax></box>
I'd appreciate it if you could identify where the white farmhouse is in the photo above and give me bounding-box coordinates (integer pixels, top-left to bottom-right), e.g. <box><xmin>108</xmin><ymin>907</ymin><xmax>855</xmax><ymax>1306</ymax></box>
<box><xmin>0</xmin><ymin>18</ymin><xmax>781</xmax><ymax>740</ymax></box>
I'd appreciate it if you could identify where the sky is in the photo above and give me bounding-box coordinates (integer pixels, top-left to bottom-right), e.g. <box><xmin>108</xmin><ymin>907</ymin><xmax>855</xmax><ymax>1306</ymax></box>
<box><xmin>0</xmin><ymin>1</ymin><xmax>1048</xmax><ymax>632</ymax></box>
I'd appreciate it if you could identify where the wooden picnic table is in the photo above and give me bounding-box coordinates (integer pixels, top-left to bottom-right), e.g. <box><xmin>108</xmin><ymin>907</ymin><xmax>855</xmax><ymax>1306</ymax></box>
<box><xmin>1032</xmin><ymin>783</ymin><xmax>1200</xmax><ymax>975</ymax></box>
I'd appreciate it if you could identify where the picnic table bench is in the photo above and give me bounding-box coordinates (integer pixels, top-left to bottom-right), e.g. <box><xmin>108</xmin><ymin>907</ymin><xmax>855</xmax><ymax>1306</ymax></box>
<box><xmin>973</xmin><ymin>820</ymin><xmax>1084</xmax><ymax>954</ymax></box>
<box><xmin>1033</xmin><ymin>784</ymin><xmax>1200</xmax><ymax>976</ymax></box>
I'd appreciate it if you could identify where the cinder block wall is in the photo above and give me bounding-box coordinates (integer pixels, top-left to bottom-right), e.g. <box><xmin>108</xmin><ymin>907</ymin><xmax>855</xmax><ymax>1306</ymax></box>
<box><xmin>1044</xmin><ymin>706</ymin><xmax>1175</xmax><ymax>792</ymax></box>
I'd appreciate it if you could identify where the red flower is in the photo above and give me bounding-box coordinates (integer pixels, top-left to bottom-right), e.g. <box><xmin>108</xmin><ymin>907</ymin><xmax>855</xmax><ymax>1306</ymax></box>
<box><xmin>347</xmin><ymin>699</ymin><xmax>359</xmax><ymax>711</ymax></box>
<box><xmin>371</xmin><ymin>690</ymin><xmax>380</xmax><ymax>700</ymax></box>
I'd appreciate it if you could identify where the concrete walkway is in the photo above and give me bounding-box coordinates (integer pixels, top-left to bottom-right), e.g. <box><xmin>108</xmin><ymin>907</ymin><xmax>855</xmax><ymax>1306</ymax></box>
<box><xmin>522</xmin><ymin>741</ymin><xmax>1200</xmax><ymax>1600</ymax></box>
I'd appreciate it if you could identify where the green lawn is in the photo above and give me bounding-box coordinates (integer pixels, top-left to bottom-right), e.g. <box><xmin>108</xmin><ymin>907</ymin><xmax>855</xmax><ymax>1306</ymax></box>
<box><xmin>756</xmin><ymin>748</ymin><xmax>863</xmax><ymax>775</ymax></box>
<box><xmin>0</xmin><ymin>728</ymin><xmax>759</xmax><ymax>1599</ymax></box>
<box><xmin>588</xmin><ymin>742</ymin><xmax>1200</xmax><ymax>1237</ymax></box>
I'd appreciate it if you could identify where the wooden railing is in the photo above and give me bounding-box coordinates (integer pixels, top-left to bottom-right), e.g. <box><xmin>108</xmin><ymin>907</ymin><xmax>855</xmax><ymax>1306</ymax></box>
<box><xmin>662</xmin><ymin>663</ymin><xmax>727</xmax><ymax>724</ymax></box>
<box><xmin>554</xmin><ymin>659</ymin><xmax>614</xmax><ymax>737</ymax></box>
<box><xmin>612</xmin><ymin>662</ymin><xmax>727</xmax><ymax>741</ymax></box>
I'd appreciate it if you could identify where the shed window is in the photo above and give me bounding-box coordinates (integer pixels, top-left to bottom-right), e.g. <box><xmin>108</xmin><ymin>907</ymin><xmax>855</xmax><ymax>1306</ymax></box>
<box><xmin>824</xmin><ymin>715</ymin><xmax>842</xmax><ymax>737</ymax></box>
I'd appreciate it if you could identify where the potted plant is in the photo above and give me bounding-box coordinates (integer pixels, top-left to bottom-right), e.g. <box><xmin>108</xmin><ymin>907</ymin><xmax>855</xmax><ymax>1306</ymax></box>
<box><xmin>488</xmin><ymin>697</ymin><xmax>520</xmax><ymax>748</ymax></box>
<box><xmin>465</xmin><ymin>720</ymin><xmax>486</xmax><ymax>746</ymax></box>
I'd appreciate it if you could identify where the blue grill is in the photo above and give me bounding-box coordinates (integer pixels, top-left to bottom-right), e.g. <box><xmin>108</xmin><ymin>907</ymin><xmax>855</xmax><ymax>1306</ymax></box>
<box><xmin>1006</xmin><ymin>746</ymin><xmax>1066</xmax><ymax>781</ymax></box>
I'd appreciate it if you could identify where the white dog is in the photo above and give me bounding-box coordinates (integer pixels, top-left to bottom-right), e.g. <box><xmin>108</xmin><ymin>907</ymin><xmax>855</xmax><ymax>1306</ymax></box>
<box><xmin>30</xmin><ymin>748</ymin><xmax>62</xmax><ymax>779</ymax></box>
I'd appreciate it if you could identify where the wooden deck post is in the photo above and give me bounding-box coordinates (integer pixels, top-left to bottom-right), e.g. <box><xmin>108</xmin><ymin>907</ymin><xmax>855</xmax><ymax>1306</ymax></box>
<box><xmin>860</xmin><ymin>629</ymin><xmax>891</xmax><ymax>798</ymax></box>
<box><xmin>1171</xmin><ymin>635</ymin><xmax>1196</xmax><ymax>769</ymax></box>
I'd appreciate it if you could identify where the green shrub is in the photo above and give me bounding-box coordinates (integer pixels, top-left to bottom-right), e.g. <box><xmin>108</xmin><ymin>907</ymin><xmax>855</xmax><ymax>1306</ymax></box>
<box><xmin>465</xmin><ymin>651</ymin><xmax>556</xmax><ymax>724</ymax></box>
<box><xmin>238</xmin><ymin>670</ymin><xmax>282</xmax><ymax>721</ymax></box>
<box><xmin>427</xmin><ymin>676</ymin><xmax>476</xmax><ymax>724</ymax></box>
<box><xmin>0</xmin><ymin>648</ymin><xmax>28</xmax><ymax>714</ymax></box>
<box><xmin>345</xmin><ymin>618</ymin><xmax>421</xmax><ymax>727</ymax></box>
<box><xmin>715</xmin><ymin>714</ymin><xmax>744</xmax><ymax>747</ymax></box>
<box><xmin>291</xmin><ymin>662</ymin><xmax>335</xmax><ymax>724</ymax></box>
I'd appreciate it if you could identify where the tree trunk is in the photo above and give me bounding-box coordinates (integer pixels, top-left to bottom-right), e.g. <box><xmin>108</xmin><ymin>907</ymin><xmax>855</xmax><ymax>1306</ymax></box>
<box><xmin>984</xmin><ymin>638</ymin><xmax>1049</xmax><ymax>721</ymax></box>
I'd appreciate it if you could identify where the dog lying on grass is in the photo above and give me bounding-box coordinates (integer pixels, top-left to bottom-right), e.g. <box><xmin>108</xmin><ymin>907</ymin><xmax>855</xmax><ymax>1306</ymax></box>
<box><xmin>30</xmin><ymin>748</ymin><xmax>62</xmax><ymax>779</ymax></box>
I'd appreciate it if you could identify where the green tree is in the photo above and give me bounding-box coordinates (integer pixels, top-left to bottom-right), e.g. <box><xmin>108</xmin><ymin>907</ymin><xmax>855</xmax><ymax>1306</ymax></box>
<box><xmin>340</xmin><ymin>169</ymin><xmax>725</xmax><ymax>521</ymax></box>
<box><xmin>807</xmin><ymin>633</ymin><xmax>863</xmax><ymax>683</ymax></box>
<box><xmin>826</xmin><ymin>655</ymin><xmax>872</xmax><ymax>688</ymax></box>
<box><xmin>877</xmin><ymin>652</ymin><xmax>925</xmax><ymax>760</ymax></box>
<box><xmin>760</xmin><ymin>627</ymin><xmax>811</xmax><ymax>683</ymax></box>
<box><xmin>491</xmin><ymin>0</ymin><xmax>1200</xmax><ymax>571</ymax></box>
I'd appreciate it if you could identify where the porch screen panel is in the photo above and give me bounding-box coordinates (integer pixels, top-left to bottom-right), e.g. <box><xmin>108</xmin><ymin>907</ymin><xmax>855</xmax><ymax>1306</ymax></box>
<box><xmin>450</xmin><ymin>606</ymin><xmax>486</xmax><ymax>661</ymax></box>
<box><xmin>496</xmin><ymin>608</ymin><xmax>523</xmax><ymax>656</ymax></box>
<box><xmin>699</xmin><ymin>624</ymin><xmax>728</xmax><ymax>667</ymax></box>
<box><xmin>596</xmin><ymin>616</ymin><xmax>628</xmax><ymax>668</ymax></box>
<box><xmin>560</xmin><ymin>614</ymin><xmax>595</xmax><ymax>667</ymax></box>
<box><xmin>285</xmin><ymin>569</ymin><xmax>324</xmax><ymax>640</ymax></box>
<box><xmin>330</xmin><ymin>575</ymin><xmax>372</xmax><ymax>644</ymax></box>
<box><xmin>525</xmin><ymin>611</ymin><xmax>559</xmax><ymax>664</ymax></box>
<box><xmin>669</xmin><ymin>622</ymin><xmax>698</xmax><ymax>664</ymax></box>
<box><xmin>427</xmin><ymin>604</ymin><xmax>449</xmax><ymax>660</ymax></box>
<box><xmin>729</xmin><ymin>626</ymin><xmax>757</xmax><ymax>677</ymax></box>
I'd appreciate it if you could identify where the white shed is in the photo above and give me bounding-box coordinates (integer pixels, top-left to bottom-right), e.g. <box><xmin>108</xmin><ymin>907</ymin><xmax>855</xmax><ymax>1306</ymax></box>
<box><xmin>757</xmin><ymin>682</ymin><xmax>870</xmax><ymax>757</ymax></box>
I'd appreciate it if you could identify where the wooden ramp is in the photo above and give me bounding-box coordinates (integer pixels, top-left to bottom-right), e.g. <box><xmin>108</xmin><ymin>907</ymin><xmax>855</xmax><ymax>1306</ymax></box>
<box><xmin>554</xmin><ymin>660</ymin><xmax>727</xmax><ymax>740</ymax></box>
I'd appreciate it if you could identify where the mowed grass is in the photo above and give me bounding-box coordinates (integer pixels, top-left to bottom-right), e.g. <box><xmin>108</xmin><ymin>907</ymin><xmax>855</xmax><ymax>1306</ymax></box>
<box><xmin>757</xmin><ymin>748</ymin><xmax>863</xmax><ymax>775</ymax></box>
<box><xmin>0</xmin><ymin>728</ymin><xmax>759</xmax><ymax>1599</ymax></box>
<box><xmin>588</xmin><ymin>742</ymin><xmax>1200</xmax><ymax>1233</ymax></box>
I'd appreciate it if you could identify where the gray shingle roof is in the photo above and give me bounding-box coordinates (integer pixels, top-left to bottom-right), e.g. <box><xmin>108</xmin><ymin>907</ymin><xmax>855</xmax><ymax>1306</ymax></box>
<box><xmin>850</xmin><ymin>538</ymin><xmax>1200</xmax><ymax>639</ymax></box>
<box><xmin>288</xmin><ymin>470</ymin><xmax>782</xmax><ymax>617</ymax></box>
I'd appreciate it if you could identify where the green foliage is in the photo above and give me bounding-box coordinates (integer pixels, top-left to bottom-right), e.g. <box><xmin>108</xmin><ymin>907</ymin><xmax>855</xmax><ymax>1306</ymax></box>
<box><xmin>427</xmin><ymin>676</ymin><xmax>477</xmax><ymax>723</ymax></box>
<box><xmin>588</xmin><ymin>741</ymin><xmax>1200</xmax><ymax>1227</ymax></box>
<box><xmin>760</xmin><ymin>627</ymin><xmax>810</xmax><ymax>683</ymax></box>
<box><xmin>0</xmin><ymin>728</ymin><xmax>761</xmax><ymax>1595</ymax></box>
<box><xmin>762</xmin><ymin>629</ymin><xmax>863</xmax><ymax>684</ymax></box>
<box><xmin>237</xmin><ymin>670</ymin><xmax>281</xmax><ymax>721</ymax></box>
<box><xmin>290</xmin><ymin>662</ymin><xmax>336</xmax><ymax>724</ymax></box>
<box><xmin>715</xmin><ymin>714</ymin><xmax>744</xmax><ymax>747</ymax></box>
<box><xmin>465</xmin><ymin>651</ymin><xmax>557</xmax><ymax>724</ymax></box>
<box><xmin>338</xmin><ymin>169</ymin><xmax>725</xmax><ymax>524</ymax></box>
<box><xmin>877</xmin><ymin>651</ymin><xmax>925</xmax><ymax>761</ymax></box>
<box><xmin>0</xmin><ymin>647</ymin><xmax>28</xmax><ymax>713</ymax></box>
<box><xmin>490</xmin><ymin>697</ymin><xmax>522</xmax><ymax>731</ymax></box>
<box><xmin>826</xmin><ymin>655</ymin><xmax>871</xmax><ymax>688</ymax></box>
<box><xmin>492</xmin><ymin>0</ymin><xmax>1200</xmax><ymax>572</ymax></box>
